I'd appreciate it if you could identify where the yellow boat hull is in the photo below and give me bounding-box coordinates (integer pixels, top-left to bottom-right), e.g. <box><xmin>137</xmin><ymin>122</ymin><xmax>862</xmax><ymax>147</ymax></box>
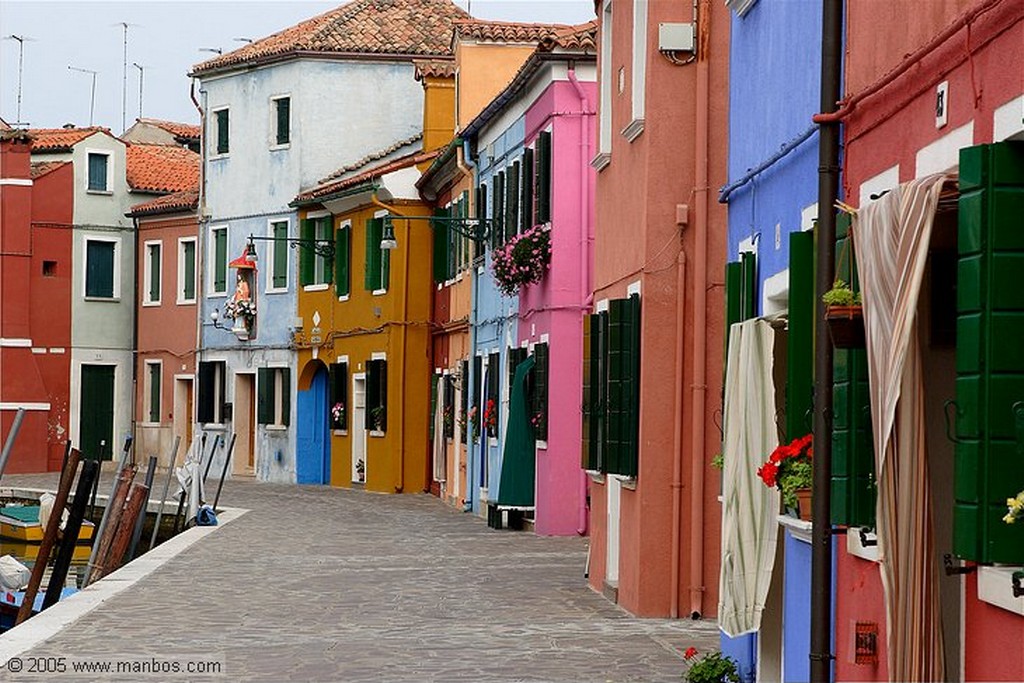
<box><xmin>0</xmin><ymin>518</ymin><xmax>95</xmax><ymax>543</ymax></box>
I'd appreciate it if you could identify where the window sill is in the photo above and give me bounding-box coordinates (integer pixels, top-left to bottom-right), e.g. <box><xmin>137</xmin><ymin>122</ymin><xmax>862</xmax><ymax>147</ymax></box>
<box><xmin>270</xmin><ymin>143</ymin><xmax>291</xmax><ymax>151</ymax></box>
<box><xmin>303</xmin><ymin>283</ymin><xmax>330</xmax><ymax>292</ymax></box>
<box><xmin>203</xmin><ymin>423</ymin><xmax>227</xmax><ymax>431</ymax></box>
<box><xmin>265</xmin><ymin>425</ymin><xmax>288</xmax><ymax>432</ymax></box>
<box><xmin>142</xmin><ymin>301</ymin><xmax>161</xmax><ymax>307</ymax></box>
<box><xmin>369</xmin><ymin>430</ymin><xmax>386</xmax><ymax>438</ymax></box>
<box><xmin>977</xmin><ymin>566</ymin><xmax>1024</xmax><ymax>616</ymax></box>
<box><xmin>372</xmin><ymin>289</ymin><xmax>388</xmax><ymax>296</ymax></box>
<box><xmin>266</xmin><ymin>287</ymin><xmax>288</xmax><ymax>295</ymax></box>
<box><xmin>488</xmin><ymin>437</ymin><xmax>498</xmax><ymax>447</ymax></box>
<box><xmin>621</xmin><ymin>118</ymin><xmax>645</xmax><ymax>142</ymax></box>
<box><xmin>83</xmin><ymin>296</ymin><xmax>120</xmax><ymax>303</ymax></box>
<box><xmin>208</xmin><ymin>292</ymin><xmax>228</xmax><ymax>299</ymax></box>
<box><xmin>846</xmin><ymin>527</ymin><xmax>879</xmax><ymax>562</ymax></box>
<box><xmin>210</xmin><ymin>154</ymin><xmax>229</xmax><ymax>161</ymax></box>
<box><xmin>615</xmin><ymin>475</ymin><xmax>638</xmax><ymax>491</ymax></box>
<box><xmin>137</xmin><ymin>421</ymin><xmax>161</xmax><ymax>428</ymax></box>
<box><xmin>176</xmin><ymin>298</ymin><xmax>197</xmax><ymax>306</ymax></box>
<box><xmin>535</xmin><ymin>440</ymin><xmax>548</xmax><ymax>450</ymax></box>
<box><xmin>778</xmin><ymin>514</ymin><xmax>813</xmax><ymax>544</ymax></box>
<box><xmin>337</xmin><ymin>294</ymin><xmax>350</xmax><ymax>303</ymax></box>
<box><xmin>590</xmin><ymin>152</ymin><xmax>611</xmax><ymax>172</ymax></box>
<box><xmin>86</xmin><ymin>189</ymin><xmax>113</xmax><ymax>196</ymax></box>
<box><xmin>586</xmin><ymin>470</ymin><xmax>605</xmax><ymax>484</ymax></box>
<box><xmin>332</xmin><ymin>429</ymin><xmax>348</xmax><ymax>437</ymax></box>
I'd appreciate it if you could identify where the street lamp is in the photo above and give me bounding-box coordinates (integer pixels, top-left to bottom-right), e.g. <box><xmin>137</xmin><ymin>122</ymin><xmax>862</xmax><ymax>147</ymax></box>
<box><xmin>379</xmin><ymin>215</ymin><xmax>493</xmax><ymax>251</ymax></box>
<box><xmin>244</xmin><ymin>233</ymin><xmax>336</xmax><ymax>262</ymax></box>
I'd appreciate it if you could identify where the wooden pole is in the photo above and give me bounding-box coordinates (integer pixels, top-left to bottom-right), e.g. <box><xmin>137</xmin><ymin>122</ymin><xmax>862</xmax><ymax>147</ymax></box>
<box><xmin>212</xmin><ymin>433</ymin><xmax>236</xmax><ymax>510</ymax></box>
<box><xmin>148</xmin><ymin>436</ymin><xmax>180</xmax><ymax>551</ymax></box>
<box><xmin>127</xmin><ymin>455</ymin><xmax>157</xmax><ymax>560</ymax></box>
<box><xmin>97</xmin><ymin>482</ymin><xmax>149</xmax><ymax>580</ymax></box>
<box><xmin>84</xmin><ymin>464</ymin><xmax>136</xmax><ymax>587</ymax></box>
<box><xmin>15</xmin><ymin>449</ymin><xmax>81</xmax><ymax>625</ymax></box>
<box><xmin>41</xmin><ymin>460</ymin><xmax>99</xmax><ymax>611</ymax></box>
<box><xmin>84</xmin><ymin>436</ymin><xmax>134</xmax><ymax>584</ymax></box>
<box><xmin>0</xmin><ymin>408</ymin><xmax>26</xmax><ymax>481</ymax></box>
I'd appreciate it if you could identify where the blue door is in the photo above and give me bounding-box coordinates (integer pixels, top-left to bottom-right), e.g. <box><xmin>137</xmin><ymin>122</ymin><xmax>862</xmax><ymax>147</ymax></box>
<box><xmin>297</xmin><ymin>366</ymin><xmax>330</xmax><ymax>484</ymax></box>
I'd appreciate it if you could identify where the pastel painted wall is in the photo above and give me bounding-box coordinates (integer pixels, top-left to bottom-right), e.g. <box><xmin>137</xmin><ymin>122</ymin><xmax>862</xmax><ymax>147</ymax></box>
<box><xmin>454</xmin><ymin>42</ymin><xmax>536</xmax><ymax>131</ymax></box>
<box><xmin>518</xmin><ymin>77</ymin><xmax>596</xmax><ymax>536</ymax></box>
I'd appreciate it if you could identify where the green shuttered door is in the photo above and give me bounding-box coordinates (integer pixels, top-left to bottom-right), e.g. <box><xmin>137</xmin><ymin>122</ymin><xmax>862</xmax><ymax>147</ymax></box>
<box><xmin>954</xmin><ymin>141</ymin><xmax>1024</xmax><ymax>564</ymax></box>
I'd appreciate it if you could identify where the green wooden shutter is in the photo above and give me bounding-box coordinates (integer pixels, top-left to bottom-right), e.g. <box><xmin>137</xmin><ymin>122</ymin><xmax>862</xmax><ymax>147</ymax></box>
<box><xmin>506</xmin><ymin>161</ymin><xmax>520</xmax><ymax>239</ymax></box>
<box><xmin>273</xmin><ymin>222</ymin><xmax>289</xmax><ymax>288</ymax></box>
<box><xmin>472</xmin><ymin>356</ymin><xmax>482</xmax><ymax>411</ymax></box>
<box><xmin>380</xmin><ymin>223</ymin><xmax>390</xmax><ymax>291</ymax></box>
<box><xmin>532</xmin><ymin>343</ymin><xmax>549</xmax><ymax>441</ymax></box>
<box><xmin>582</xmin><ymin>317</ymin><xmax>596</xmax><ymax>469</ymax></box>
<box><xmin>475</xmin><ymin>185</ymin><xmax>487</xmax><ymax>262</ymax></box>
<box><xmin>298</xmin><ymin>219</ymin><xmax>313</xmax><ymax>286</ymax></box>
<box><xmin>85</xmin><ymin>241</ymin><xmax>114</xmax><ymax>298</ymax></box>
<box><xmin>364</xmin><ymin>218</ymin><xmax>382</xmax><ymax>291</ymax></box>
<box><xmin>365</xmin><ymin>361</ymin><xmax>379</xmax><ymax>430</ymax></box>
<box><xmin>460</xmin><ymin>360</ymin><xmax>470</xmax><ymax>415</ymax></box>
<box><xmin>183</xmin><ymin>240</ymin><xmax>196</xmax><ymax>301</ymax></box>
<box><xmin>493</xmin><ymin>172</ymin><xmax>505</xmax><ymax>249</ymax></box>
<box><xmin>149</xmin><ymin>244</ymin><xmax>161</xmax><ymax>302</ymax></box>
<box><xmin>279</xmin><ymin>368</ymin><xmax>291</xmax><ymax>427</ymax></box>
<box><xmin>214</xmin><ymin>229</ymin><xmax>227</xmax><ymax>292</ymax></box>
<box><xmin>487</xmin><ymin>352</ymin><xmax>500</xmax><ymax>437</ymax></box>
<box><xmin>148</xmin><ymin>363</ymin><xmax>161</xmax><ymax>423</ymax></box>
<box><xmin>334</xmin><ymin>226</ymin><xmax>350</xmax><ymax>297</ymax></box>
<box><xmin>433</xmin><ymin>207</ymin><xmax>451</xmax><ymax>283</ymax></box>
<box><xmin>787</xmin><ymin>231</ymin><xmax>815</xmax><ymax>441</ymax></box>
<box><xmin>829</xmin><ymin>214</ymin><xmax>877</xmax><ymax>527</ymax></box>
<box><xmin>536</xmin><ymin>131</ymin><xmax>552</xmax><ymax>223</ymax></box>
<box><xmin>216</xmin><ymin>110</ymin><xmax>229</xmax><ymax>154</ymax></box>
<box><xmin>430</xmin><ymin>371</ymin><xmax>440</xmax><ymax>439</ymax></box>
<box><xmin>257</xmin><ymin>367</ymin><xmax>272</xmax><ymax>425</ymax></box>
<box><xmin>197</xmin><ymin>362</ymin><xmax>215</xmax><ymax>423</ymax></box>
<box><xmin>740</xmin><ymin>251</ymin><xmax>757</xmax><ymax>319</ymax></box>
<box><xmin>276</xmin><ymin>97</ymin><xmax>290</xmax><ymax>145</ymax></box>
<box><xmin>954</xmin><ymin>140</ymin><xmax>1024</xmax><ymax>564</ymax></box>
<box><xmin>522</xmin><ymin>149</ymin><xmax>534</xmax><ymax>232</ymax></box>
<box><xmin>378</xmin><ymin>360</ymin><xmax>387</xmax><ymax>432</ymax></box>
<box><xmin>606</xmin><ymin>300</ymin><xmax>628</xmax><ymax>476</ymax></box>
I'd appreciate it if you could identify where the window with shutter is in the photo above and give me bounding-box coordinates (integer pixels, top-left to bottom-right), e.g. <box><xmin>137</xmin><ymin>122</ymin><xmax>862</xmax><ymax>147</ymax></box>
<box><xmin>181</xmin><ymin>239</ymin><xmax>196</xmax><ymax>302</ymax></box>
<box><xmin>257</xmin><ymin>368</ymin><xmax>272</xmax><ymax>425</ymax></box>
<box><xmin>475</xmin><ymin>185</ymin><xmax>487</xmax><ymax>262</ymax></box>
<box><xmin>364</xmin><ymin>218</ymin><xmax>383</xmax><ymax>291</ymax></box>
<box><xmin>147</xmin><ymin>362</ymin><xmax>161</xmax><ymax>423</ymax></box>
<box><xmin>506</xmin><ymin>161</ymin><xmax>520</xmax><ymax>240</ymax></box>
<box><xmin>521</xmin><ymin>149</ymin><xmax>534</xmax><ymax>232</ymax></box>
<box><xmin>536</xmin><ymin>131</ymin><xmax>552</xmax><ymax>223</ymax></box>
<box><xmin>532</xmin><ymin>343</ymin><xmax>549</xmax><ymax>441</ymax></box>
<box><xmin>85</xmin><ymin>239</ymin><xmax>116</xmax><ymax>298</ymax></box>
<box><xmin>212</xmin><ymin>227</ymin><xmax>227</xmax><ymax>293</ymax></box>
<box><xmin>335</xmin><ymin>226</ymin><xmax>350</xmax><ymax>297</ymax></box>
<box><xmin>198</xmin><ymin>361</ymin><xmax>225</xmax><ymax>424</ymax></box>
<box><xmin>299</xmin><ymin>219</ymin><xmax>314</xmax><ymax>287</ymax></box>
<box><xmin>312</xmin><ymin>217</ymin><xmax>333</xmax><ymax>286</ymax></box>
<box><xmin>215</xmin><ymin>109</ymin><xmax>229</xmax><ymax>155</ymax></box>
<box><xmin>954</xmin><ymin>141</ymin><xmax>1024</xmax><ymax>564</ymax></box>
<box><xmin>460</xmin><ymin>359</ymin><xmax>470</xmax><ymax>416</ymax></box>
<box><xmin>606</xmin><ymin>296</ymin><xmax>641</xmax><ymax>477</ymax></box>
<box><xmin>258</xmin><ymin>367</ymin><xmax>290</xmax><ymax>426</ymax></box>
<box><xmin>433</xmin><ymin>207</ymin><xmax>451</xmax><ymax>283</ymax></box>
<box><xmin>493</xmin><ymin>173</ymin><xmax>505</xmax><ymax>249</ymax></box>
<box><xmin>444</xmin><ymin>375</ymin><xmax>455</xmax><ymax>439</ymax></box>
<box><xmin>487</xmin><ymin>352</ymin><xmax>500</xmax><ymax>438</ymax></box>
<box><xmin>87</xmin><ymin>152</ymin><xmax>109</xmax><ymax>192</ymax></box>
<box><xmin>330</xmin><ymin>362</ymin><xmax>348</xmax><ymax>430</ymax></box>
<box><xmin>366</xmin><ymin>359</ymin><xmax>388</xmax><ymax>432</ymax></box>
<box><xmin>271</xmin><ymin>221</ymin><xmax>289</xmax><ymax>290</ymax></box>
<box><xmin>146</xmin><ymin>242</ymin><xmax>161</xmax><ymax>304</ymax></box>
<box><xmin>274</xmin><ymin>97</ymin><xmax>290</xmax><ymax>145</ymax></box>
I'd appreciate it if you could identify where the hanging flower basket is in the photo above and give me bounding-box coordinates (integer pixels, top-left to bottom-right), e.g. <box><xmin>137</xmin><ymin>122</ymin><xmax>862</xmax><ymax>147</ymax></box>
<box><xmin>826</xmin><ymin>304</ymin><xmax>865</xmax><ymax>349</ymax></box>
<box><xmin>490</xmin><ymin>224</ymin><xmax>551</xmax><ymax>297</ymax></box>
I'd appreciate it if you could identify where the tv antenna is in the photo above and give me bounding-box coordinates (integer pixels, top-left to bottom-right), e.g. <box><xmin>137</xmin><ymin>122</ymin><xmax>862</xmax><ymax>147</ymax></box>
<box><xmin>4</xmin><ymin>35</ymin><xmax>36</xmax><ymax>126</ymax></box>
<box><xmin>113</xmin><ymin>22</ymin><xmax>141</xmax><ymax>133</ymax></box>
<box><xmin>68</xmin><ymin>65</ymin><xmax>99</xmax><ymax>126</ymax></box>
<box><xmin>132</xmin><ymin>63</ymin><xmax>148</xmax><ymax>120</ymax></box>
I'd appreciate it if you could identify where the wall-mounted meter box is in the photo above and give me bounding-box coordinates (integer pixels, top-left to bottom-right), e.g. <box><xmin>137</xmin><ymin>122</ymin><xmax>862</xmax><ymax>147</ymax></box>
<box><xmin>658</xmin><ymin>23</ymin><xmax>695</xmax><ymax>53</ymax></box>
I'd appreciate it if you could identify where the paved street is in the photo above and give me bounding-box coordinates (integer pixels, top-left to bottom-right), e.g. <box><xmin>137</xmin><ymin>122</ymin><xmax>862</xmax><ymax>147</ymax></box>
<box><xmin>1</xmin><ymin>475</ymin><xmax>718</xmax><ymax>682</ymax></box>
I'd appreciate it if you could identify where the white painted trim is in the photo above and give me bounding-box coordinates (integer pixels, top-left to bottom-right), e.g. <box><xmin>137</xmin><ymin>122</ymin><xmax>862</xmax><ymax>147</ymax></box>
<box><xmin>762</xmin><ymin>269</ymin><xmax>789</xmax><ymax>317</ymax></box>
<box><xmin>622</xmin><ymin>118</ymin><xmax>645</xmax><ymax>142</ymax></box>
<box><xmin>207</xmin><ymin>225</ymin><xmax>229</xmax><ymax>296</ymax></box>
<box><xmin>177</xmin><ymin>237</ymin><xmax>198</xmax><ymax>305</ymax></box>
<box><xmin>81</xmin><ymin>233</ymin><xmax>122</xmax><ymax>300</ymax></box>
<box><xmin>977</xmin><ymin>566</ymin><xmax>1024</xmax><ymax>616</ymax></box>
<box><xmin>303</xmin><ymin>283</ymin><xmax>330</xmax><ymax>292</ymax></box>
<box><xmin>0</xmin><ymin>178</ymin><xmax>32</xmax><ymax>186</ymax></box>
<box><xmin>777</xmin><ymin>514</ymin><xmax>812</xmax><ymax>544</ymax></box>
<box><xmin>144</xmin><ymin>359</ymin><xmax>163</xmax><ymax>423</ymax></box>
<box><xmin>0</xmin><ymin>506</ymin><xmax>247</xmax><ymax>663</ymax></box>
<box><xmin>31</xmin><ymin>347</ymin><xmax>46</xmax><ymax>354</ymax></box>
<box><xmin>370</xmin><ymin>351</ymin><xmax>387</xmax><ymax>361</ymax></box>
<box><xmin>738</xmin><ymin>235</ymin><xmax>758</xmax><ymax>258</ymax></box>
<box><xmin>269</xmin><ymin>93</ymin><xmax>292</xmax><ymax>148</ymax></box>
<box><xmin>993</xmin><ymin>95</ymin><xmax>1024</xmax><ymax>141</ymax></box>
<box><xmin>306</xmin><ymin>209</ymin><xmax>330</xmax><ymax>219</ymax></box>
<box><xmin>48</xmin><ymin>348</ymin><xmax>65</xmax><ymax>354</ymax></box>
<box><xmin>631</xmin><ymin>0</ymin><xmax>647</xmax><ymax>125</ymax></box>
<box><xmin>858</xmin><ymin>165</ymin><xmax>900</xmax><ymax>207</ymax></box>
<box><xmin>595</xmin><ymin>298</ymin><xmax>610</xmax><ymax>313</ymax></box>
<box><xmin>0</xmin><ymin>403</ymin><xmax>51</xmax><ymax>411</ymax></box>
<box><xmin>915</xmin><ymin>121</ymin><xmax>974</xmax><ymax>178</ymax></box>
<box><xmin>0</xmin><ymin>338</ymin><xmax>32</xmax><ymax>347</ymax></box>
<box><xmin>846</xmin><ymin>527</ymin><xmax>880</xmax><ymax>562</ymax></box>
<box><xmin>598</xmin><ymin>0</ymin><xmax>613</xmax><ymax>156</ymax></box>
<box><xmin>83</xmin><ymin>148</ymin><xmax>113</xmax><ymax>193</ymax></box>
<box><xmin>143</xmin><ymin>239</ymin><xmax>162</xmax><ymax>306</ymax></box>
<box><xmin>800</xmin><ymin>203</ymin><xmax>817</xmax><ymax>232</ymax></box>
<box><xmin>626</xmin><ymin>280</ymin><xmax>641</xmax><ymax>297</ymax></box>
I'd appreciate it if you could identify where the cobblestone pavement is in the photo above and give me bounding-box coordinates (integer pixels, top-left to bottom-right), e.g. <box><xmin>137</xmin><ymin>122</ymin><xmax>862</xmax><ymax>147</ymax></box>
<box><xmin>1</xmin><ymin>475</ymin><xmax>719</xmax><ymax>682</ymax></box>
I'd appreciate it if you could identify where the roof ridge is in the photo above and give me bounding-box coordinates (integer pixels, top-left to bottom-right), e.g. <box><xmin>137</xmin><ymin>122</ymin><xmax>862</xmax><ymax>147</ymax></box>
<box><xmin>322</xmin><ymin>132</ymin><xmax>424</xmax><ymax>181</ymax></box>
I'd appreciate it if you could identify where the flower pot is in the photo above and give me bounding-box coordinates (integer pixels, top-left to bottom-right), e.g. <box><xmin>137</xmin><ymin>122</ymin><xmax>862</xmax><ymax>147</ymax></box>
<box><xmin>796</xmin><ymin>488</ymin><xmax>813</xmax><ymax>522</ymax></box>
<box><xmin>826</xmin><ymin>305</ymin><xmax>865</xmax><ymax>349</ymax></box>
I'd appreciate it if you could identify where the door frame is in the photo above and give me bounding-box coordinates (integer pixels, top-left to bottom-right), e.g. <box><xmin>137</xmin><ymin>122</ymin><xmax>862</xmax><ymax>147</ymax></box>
<box><xmin>173</xmin><ymin>374</ymin><xmax>194</xmax><ymax>467</ymax></box>
<box><xmin>351</xmin><ymin>373</ymin><xmax>367</xmax><ymax>484</ymax></box>
<box><xmin>233</xmin><ymin>371</ymin><xmax>256</xmax><ymax>475</ymax></box>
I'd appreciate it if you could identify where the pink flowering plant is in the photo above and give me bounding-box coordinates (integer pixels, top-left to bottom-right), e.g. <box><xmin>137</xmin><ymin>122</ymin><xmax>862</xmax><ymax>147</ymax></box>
<box><xmin>490</xmin><ymin>224</ymin><xmax>551</xmax><ymax>297</ymax></box>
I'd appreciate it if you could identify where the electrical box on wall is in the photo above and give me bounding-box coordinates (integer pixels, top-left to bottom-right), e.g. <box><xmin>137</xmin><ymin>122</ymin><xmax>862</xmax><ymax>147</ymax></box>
<box><xmin>936</xmin><ymin>81</ymin><xmax>949</xmax><ymax>128</ymax></box>
<box><xmin>658</xmin><ymin>23</ymin><xmax>695</xmax><ymax>53</ymax></box>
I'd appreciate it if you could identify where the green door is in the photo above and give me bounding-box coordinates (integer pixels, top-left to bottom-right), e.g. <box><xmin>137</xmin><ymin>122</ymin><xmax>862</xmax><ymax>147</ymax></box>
<box><xmin>80</xmin><ymin>365</ymin><xmax>115</xmax><ymax>461</ymax></box>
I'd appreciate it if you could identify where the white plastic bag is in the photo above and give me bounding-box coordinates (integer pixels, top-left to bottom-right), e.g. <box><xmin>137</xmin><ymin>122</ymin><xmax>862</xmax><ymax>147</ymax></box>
<box><xmin>0</xmin><ymin>555</ymin><xmax>31</xmax><ymax>592</ymax></box>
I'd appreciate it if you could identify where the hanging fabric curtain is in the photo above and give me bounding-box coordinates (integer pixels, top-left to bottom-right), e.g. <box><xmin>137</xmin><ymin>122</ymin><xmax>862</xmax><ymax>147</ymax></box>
<box><xmin>432</xmin><ymin>375</ymin><xmax>446</xmax><ymax>483</ymax></box>
<box><xmin>497</xmin><ymin>355</ymin><xmax>536</xmax><ymax>507</ymax></box>
<box><xmin>852</xmin><ymin>173</ymin><xmax>949</xmax><ymax>683</ymax></box>
<box><xmin>718</xmin><ymin>318</ymin><xmax>780</xmax><ymax>637</ymax></box>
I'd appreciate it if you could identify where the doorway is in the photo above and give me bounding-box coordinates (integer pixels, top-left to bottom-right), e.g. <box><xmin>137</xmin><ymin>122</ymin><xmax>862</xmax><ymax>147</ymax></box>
<box><xmin>173</xmin><ymin>376</ymin><xmax>193</xmax><ymax>467</ymax></box>
<box><xmin>297</xmin><ymin>364</ymin><xmax>330</xmax><ymax>484</ymax></box>
<box><xmin>352</xmin><ymin>374</ymin><xmax>367</xmax><ymax>484</ymax></box>
<box><xmin>80</xmin><ymin>364</ymin><xmax>115</xmax><ymax>461</ymax></box>
<box><xmin>233</xmin><ymin>373</ymin><xmax>256</xmax><ymax>475</ymax></box>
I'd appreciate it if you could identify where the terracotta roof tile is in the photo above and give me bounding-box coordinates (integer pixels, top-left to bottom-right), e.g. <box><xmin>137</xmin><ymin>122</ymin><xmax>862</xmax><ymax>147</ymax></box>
<box><xmin>414</xmin><ymin>58</ymin><xmax>456</xmax><ymax>80</ymax></box>
<box><xmin>136</xmin><ymin>118</ymin><xmax>201</xmax><ymax>142</ymax></box>
<box><xmin>30</xmin><ymin>160</ymin><xmax>70</xmax><ymax>179</ymax></box>
<box><xmin>128</xmin><ymin>189</ymin><xmax>199</xmax><ymax>217</ymax></box>
<box><xmin>27</xmin><ymin>127</ymin><xmax>111</xmax><ymax>152</ymax></box>
<box><xmin>126</xmin><ymin>143</ymin><xmax>200</xmax><ymax>193</ymax></box>
<box><xmin>294</xmin><ymin>148</ymin><xmax>438</xmax><ymax>204</ymax></box>
<box><xmin>452</xmin><ymin>19</ymin><xmax>569</xmax><ymax>44</ymax></box>
<box><xmin>540</xmin><ymin>20</ymin><xmax>598</xmax><ymax>51</ymax></box>
<box><xmin>192</xmin><ymin>0</ymin><xmax>470</xmax><ymax>75</ymax></box>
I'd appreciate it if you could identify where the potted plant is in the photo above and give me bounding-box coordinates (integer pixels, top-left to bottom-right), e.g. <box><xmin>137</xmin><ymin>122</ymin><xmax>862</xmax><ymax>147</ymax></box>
<box><xmin>331</xmin><ymin>402</ymin><xmax>346</xmax><ymax>430</ymax></box>
<box><xmin>823</xmin><ymin>279</ymin><xmax>864</xmax><ymax>348</ymax></box>
<box><xmin>681</xmin><ymin>648</ymin><xmax>741</xmax><ymax>683</ymax></box>
<box><xmin>370</xmin><ymin>405</ymin><xmax>386</xmax><ymax>432</ymax></box>
<box><xmin>483</xmin><ymin>399</ymin><xmax>497</xmax><ymax>438</ymax></box>
<box><xmin>757</xmin><ymin>434</ymin><xmax>814</xmax><ymax>521</ymax></box>
<box><xmin>490</xmin><ymin>224</ymin><xmax>551</xmax><ymax>297</ymax></box>
<box><xmin>355</xmin><ymin>458</ymin><xmax>365</xmax><ymax>483</ymax></box>
<box><xmin>468</xmin><ymin>405</ymin><xmax>481</xmax><ymax>442</ymax></box>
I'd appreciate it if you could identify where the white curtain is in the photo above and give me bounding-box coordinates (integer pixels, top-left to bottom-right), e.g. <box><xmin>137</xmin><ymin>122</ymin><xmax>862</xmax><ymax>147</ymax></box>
<box><xmin>852</xmin><ymin>173</ymin><xmax>948</xmax><ymax>682</ymax></box>
<box><xmin>432</xmin><ymin>376</ymin><xmax>446</xmax><ymax>483</ymax></box>
<box><xmin>718</xmin><ymin>318</ymin><xmax>780</xmax><ymax>637</ymax></box>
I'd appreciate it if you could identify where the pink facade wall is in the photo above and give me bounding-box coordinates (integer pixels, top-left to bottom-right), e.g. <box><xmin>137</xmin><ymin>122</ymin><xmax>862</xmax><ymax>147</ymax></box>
<box><xmin>838</xmin><ymin>3</ymin><xmax>1023</xmax><ymax>680</ymax></box>
<box><xmin>520</xmin><ymin>78</ymin><xmax>596</xmax><ymax>536</ymax></box>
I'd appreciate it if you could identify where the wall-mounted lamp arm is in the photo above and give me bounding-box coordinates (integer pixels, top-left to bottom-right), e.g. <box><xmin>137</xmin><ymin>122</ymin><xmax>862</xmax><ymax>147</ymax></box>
<box><xmin>245</xmin><ymin>233</ymin><xmax>335</xmax><ymax>262</ymax></box>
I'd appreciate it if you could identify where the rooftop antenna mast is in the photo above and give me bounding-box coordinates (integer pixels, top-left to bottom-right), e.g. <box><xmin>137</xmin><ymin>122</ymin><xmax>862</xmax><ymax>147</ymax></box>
<box><xmin>4</xmin><ymin>35</ymin><xmax>36</xmax><ymax>126</ymax></box>
<box><xmin>68</xmin><ymin>65</ymin><xmax>99</xmax><ymax>126</ymax></box>
<box><xmin>114</xmin><ymin>22</ymin><xmax>141</xmax><ymax>133</ymax></box>
<box><xmin>132</xmin><ymin>63</ymin><xmax>147</xmax><ymax>120</ymax></box>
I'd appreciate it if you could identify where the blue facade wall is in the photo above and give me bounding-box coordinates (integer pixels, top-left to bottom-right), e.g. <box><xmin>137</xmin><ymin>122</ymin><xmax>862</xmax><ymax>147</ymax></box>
<box><xmin>783</xmin><ymin>532</ymin><xmax>813</xmax><ymax>683</ymax></box>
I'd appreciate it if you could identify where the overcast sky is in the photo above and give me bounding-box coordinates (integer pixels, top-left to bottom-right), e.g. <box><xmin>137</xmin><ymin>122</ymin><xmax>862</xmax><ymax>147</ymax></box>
<box><xmin>1</xmin><ymin>0</ymin><xmax>596</xmax><ymax>132</ymax></box>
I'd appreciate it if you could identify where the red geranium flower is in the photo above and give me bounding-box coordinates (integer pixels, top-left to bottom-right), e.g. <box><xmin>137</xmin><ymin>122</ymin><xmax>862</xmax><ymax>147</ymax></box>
<box><xmin>684</xmin><ymin>647</ymin><xmax>699</xmax><ymax>660</ymax></box>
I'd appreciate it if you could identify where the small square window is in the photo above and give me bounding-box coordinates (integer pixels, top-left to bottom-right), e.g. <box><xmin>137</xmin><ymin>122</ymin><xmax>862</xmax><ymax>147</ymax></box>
<box><xmin>274</xmin><ymin>97</ymin><xmax>290</xmax><ymax>145</ymax></box>
<box><xmin>215</xmin><ymin>109</ymin><xmax>229</xmax><ymax>155</ymax></box>
<box><xmin>42</xmin><ymin>260</ymin><xmax>57</xmax><ymax>277</ymax></box>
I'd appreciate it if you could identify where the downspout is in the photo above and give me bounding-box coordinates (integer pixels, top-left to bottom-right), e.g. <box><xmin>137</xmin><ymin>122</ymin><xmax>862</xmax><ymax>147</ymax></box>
<box><xmin>567</xmin><ymin>65</ymin><xmax>591</xmax><ymax>536</ymax></box>
<box><xmin>811</xmin><ymin>1</ymin><xmax>843</xmax><ymax>681</ymax></box>
<box><xmin>130</xmin><ymin>214</ymin><xmax>140</xmax><ymax>463</ymax></box>
<box><xmin>191</xmin><ymin>78</ymin><xmax>206</xmax><ymax>358</ymax></box>
<box><xmin>460</xmin><ymin>137</ymin><xmax>478</xmax><ymax>512</ymax></box>
<box><xmin>687</xmin><ymin>0</ymin><xmax>710</xmax><ymax>619</ymax></box>
<box><xmin>671</xmin><ymin>248</ymin><xmax>687</xmax><ymax>618</ymax></box>
<box><xmin>370</xmin><ymin>194</ymin><xmax>409</xmax><ymax>493</ymax></box>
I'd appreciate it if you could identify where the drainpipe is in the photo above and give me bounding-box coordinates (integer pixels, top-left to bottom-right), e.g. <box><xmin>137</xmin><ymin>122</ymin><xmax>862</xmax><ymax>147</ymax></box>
<box><xmin>567</xmin><ymin>65</ymin><xmax>592</xmax><ymax>536</ymax></box>
<box><xmin>460</xmin><ymin>137</ymin><xmax>479</xmax><ymax>512</ymax></box>
<box><xmin>687</xmin><ymin>0</ymin><xmax>710</xmax><ymax>619</ymax></box>
<box><xmin>130</xmin><ymin>215</ymin><xmax>141</xmax><ymax>463</ymax></box>
<box><xmin>671</xmin><ymin>248</ymin><xmax>687</xmax><ymax>617</ymax></box>
<box><xmin>370</xmin><ymin>194</ymin><xmax>409</xmax><ymax>493</ymax></box>
<box><xmin>811</xmin><ymin>1</ymin><xmax>843</xmax><ymax>681</ymax></box>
